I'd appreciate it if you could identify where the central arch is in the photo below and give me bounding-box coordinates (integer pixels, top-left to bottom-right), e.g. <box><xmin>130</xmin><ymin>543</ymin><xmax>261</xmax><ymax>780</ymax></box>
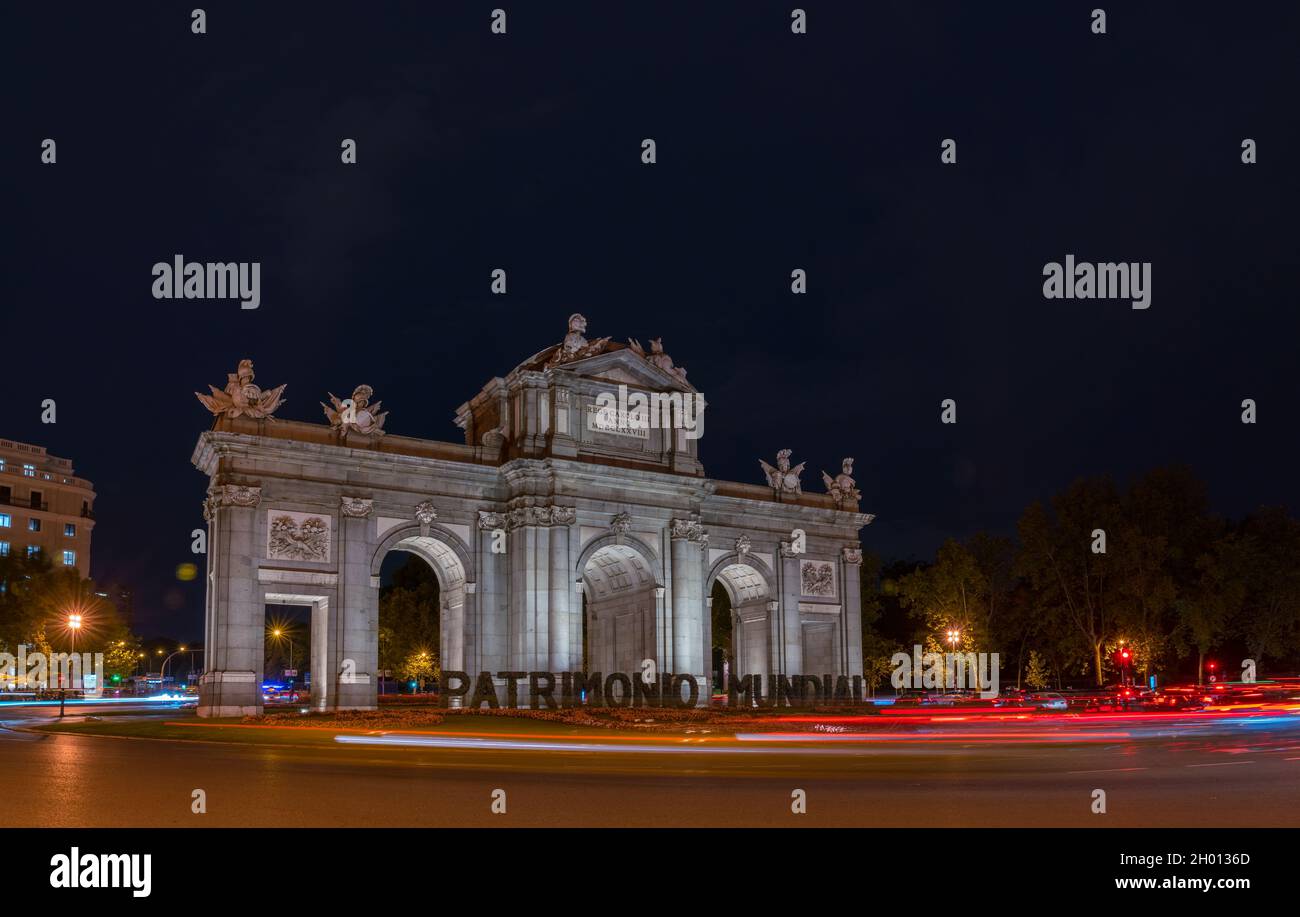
<box><xmin>576</xmin><ymin>534</ymin><xmax>664</xmax><ymax>676</ymax></box>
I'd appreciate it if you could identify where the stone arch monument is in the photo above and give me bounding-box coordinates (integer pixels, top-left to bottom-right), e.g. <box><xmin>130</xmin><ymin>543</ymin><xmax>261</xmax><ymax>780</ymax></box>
<box><xmin>192</xmin><ymin>316</ymin><xmax>874</xmax><ymax>716</ymax></box>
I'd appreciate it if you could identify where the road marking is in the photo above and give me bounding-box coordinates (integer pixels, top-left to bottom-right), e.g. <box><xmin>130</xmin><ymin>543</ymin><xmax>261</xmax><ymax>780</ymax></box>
<box><xmin>1065</xmin><ymin>767</ymin><xmax>1147</xmax><ymax>774</ymax></box>
<box><xmin>1185</xmin><ymin>761</ymin><xmax>1255</xmax><ymax>768</ymax></box>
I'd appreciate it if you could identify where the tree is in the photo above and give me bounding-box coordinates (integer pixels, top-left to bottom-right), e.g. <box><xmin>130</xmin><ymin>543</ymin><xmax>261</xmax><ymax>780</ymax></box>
<box><xmin>102</xmin><ymin>639</ymin><xmax>142</xmax><ymax>683</ymax></box>
<box><xmin>897</xmin><ymin>539</ymin><xmax>988</xmax><ymax>652</ymax></box>
<box><xmin>398</xmin><ymin>650</ymin><xmax>438</xmax><ymax>691</ymax></box>
<box><xmin>1234</xmin><ymin>508</ymin><xmax>1300</xmax><ymax>667</ymax></box>
<box><xmin>1175</xmin><ymin>533</ymin><xmax>1247</xmax><ymax>684</ymax></box>
<box><xmin>0</xmin><ymin>553</ymin><xmax>117</xmax><ymax>655</ymax></box>
<box><xmin>1017</xmin><ymin>477</ymin><xmax>1122</xmax><ymax>686</ymax></box>
<box><xmin>710</xmin><ymin>579</ymin><xmax>733</xmax><ymax>689</ymax></box>
<box><xmin>1024</xmin><ymin>650</ymin><xmax>1049</xmax><ymax>690</ymax></box>
<box><xmin>378</xmin><ymin>557</ymin><xmax>440</xmax><ymax>675</ymax></box>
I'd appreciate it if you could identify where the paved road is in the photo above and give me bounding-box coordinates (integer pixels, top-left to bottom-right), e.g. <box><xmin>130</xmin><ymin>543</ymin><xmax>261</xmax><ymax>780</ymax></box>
<box><xmin>3</xmin><ymin>703</ymin><xmax>1299</xmax><ymax>827</ymax></box>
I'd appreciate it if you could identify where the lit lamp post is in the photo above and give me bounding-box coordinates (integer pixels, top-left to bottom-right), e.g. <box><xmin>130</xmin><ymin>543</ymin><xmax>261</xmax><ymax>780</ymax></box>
<box><xmin>160</xmin><ymin>646</ymin><xmax>188</xmax><ymax>684</ymax></box>
<box><xmin>945</xmin><ymin>628</ymin><xmax>960</xmax><ymax>693</ymax></box>
<box><xmin>60</xmin><ymin>612</ymin><xmax>83</xmax><ymax>717</ymax></box>
<box><xmin>271</xmin><ymin>628</ymin><xmax>294</xmax><ymax>682</ymax></box>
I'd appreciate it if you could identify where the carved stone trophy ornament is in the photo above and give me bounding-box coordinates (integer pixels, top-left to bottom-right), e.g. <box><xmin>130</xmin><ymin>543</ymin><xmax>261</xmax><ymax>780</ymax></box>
<box><xmin>322</xmin><ymin>384</ymin><xmax>388</xmax><ymax>438</ymax></box>
<box><xmin>628</xmin><ymin>336</ymin><xmax>688</xmax><ymax>381</ymax></box>
<box><xmin>760</xmin><ymin>449</ymin><xmax>805</xmax><ymax>498</ymax></box>
<box><xmin>822</xmin><ymin>457</ymin><xmax>862</xmax><ymax>509</ymax></box>
<box><xmin>195</xmin><ymin>359</ymin><xmax>287</xmax><ymax>420</ymax></box>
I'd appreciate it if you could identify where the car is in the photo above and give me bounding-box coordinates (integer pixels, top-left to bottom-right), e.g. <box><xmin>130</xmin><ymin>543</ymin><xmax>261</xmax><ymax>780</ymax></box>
<box><xmin>1026</xmin><ymin>691</ymin><xmax>1068</xmax><ymax>710</ymax></box>
<box><xmin>994</xmin><ymin>688</ymin><xmax>1029</xmax><ymax>708</ymax></box>
<box><xmin>1142</xmin><ymin>687</ymin><xmax>1206</xmax><ymax>710</ymax></box>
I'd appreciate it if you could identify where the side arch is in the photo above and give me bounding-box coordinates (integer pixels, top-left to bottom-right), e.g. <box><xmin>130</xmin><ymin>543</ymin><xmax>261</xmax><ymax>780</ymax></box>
<box><xmin>369</xmin><ymin>521</ymin><xmax>477</xmax><ymax>681</ymax></box>
<box><xmin>705</xmin><ymin>551</ymin><xmax>776</xmax><ymax>604</ymax></box>
<box><xmin>369</xmin><ymin>521</ymin><xmax>476</xmax><ymax>587</ymax></box>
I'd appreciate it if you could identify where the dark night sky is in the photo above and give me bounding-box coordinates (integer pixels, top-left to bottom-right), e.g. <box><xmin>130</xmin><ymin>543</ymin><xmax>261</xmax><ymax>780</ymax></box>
<box><xmin>8</xmin><ymin>3</ymin><xmax>1300</xmax><ymax>642</ymax></box>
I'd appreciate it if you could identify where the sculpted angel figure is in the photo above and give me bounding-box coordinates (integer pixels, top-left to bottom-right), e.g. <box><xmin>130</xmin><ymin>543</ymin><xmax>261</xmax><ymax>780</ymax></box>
<box><xmin>822</xmin><ymin>457</ymin><xmax>861</xmax><ymax>509</ymax></box>
<box><xmin>322</xmin><ymin>384</ymin><xmax>388</xmax><ymax>437</ymax></box>
<box><xmin>195</xmin><ymin>359</ymin><xmax>287</xmax><ymax>420</ymax></box>
<box><xmin>760</xmin><ymin>449</ymin><xmax>805</xmax><ymax>497</ymax></box>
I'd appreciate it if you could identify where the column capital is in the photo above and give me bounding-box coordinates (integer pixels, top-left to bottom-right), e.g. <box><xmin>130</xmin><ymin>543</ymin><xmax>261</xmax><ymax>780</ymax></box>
<box><xmin>669</xmin><ymin>517</ymin><xmax>706</xmax><ymax>544</ymax></box>
<box><xmin>505</xmin><ymin>502</ymin><xmax>575</xmax><ymax>529</ymax></box>
<box><xmin>477</xmin><ymin>510</ymin><xmax>507</xmax><ymax>531</ymax></box>
<box><xmin>209</xmin><ymin>483</ymin><xmax>262</xmax><ymax>510</ymax></box>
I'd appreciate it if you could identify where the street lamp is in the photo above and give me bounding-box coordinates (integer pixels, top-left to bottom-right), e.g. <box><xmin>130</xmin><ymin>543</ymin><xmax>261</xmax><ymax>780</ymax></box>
<box><xmin>160</xmin><ymin>646</ymin><xmax>188</xmax><ymax>682</ymax></box>
<box><xmin>270</xmin><ymin>628</ymin><xmax>294</xmax><ymax>680</ymax></box>
<box><xmin>60</xmin><ymin>612</ymin><xmax>83</xmax><ymax>717</ymax></box>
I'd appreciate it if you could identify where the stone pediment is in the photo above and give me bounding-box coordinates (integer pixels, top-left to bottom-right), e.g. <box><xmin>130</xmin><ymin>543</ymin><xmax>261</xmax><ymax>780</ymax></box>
<box><xmin>558</xmin><ymin>348</ymin><xmax>697</xmax><ymax>394</ymax></box>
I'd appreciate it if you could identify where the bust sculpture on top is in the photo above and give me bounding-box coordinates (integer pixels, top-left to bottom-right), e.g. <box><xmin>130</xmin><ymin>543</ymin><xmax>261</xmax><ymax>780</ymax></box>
<box><xmin>546</xmin><ymin>313</ymin><xmax>613</xmax><ymax>367</ymax></box>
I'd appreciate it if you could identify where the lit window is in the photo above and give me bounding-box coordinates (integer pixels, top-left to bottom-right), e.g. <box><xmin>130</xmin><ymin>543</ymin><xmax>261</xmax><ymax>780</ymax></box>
<box><xmin>65</xmin><ymin>523</ymin><xmax>76</xmax><ymax>537</ymax></box>
<box><xmin>28</xmin><ymin>518</ymin><xmax>41</xmax><ymax>533</ymax></box>
<box><xmin>62</xmin><ymin>550</ymin><xmax>76</xmax><ymax>566</ymax></box>
<box><xmin>26</xmin><ymin>546</ymin><xmax>39</xmax><ymax>558</ymax></box>
<box><xmin>0</xmin><ymin>542</ymin><xmax>8</xmax><ymax>557</ymax></box>
<box><xmin>0</xmin><ymin>514</ymin><xmax>9</xmax><ymax>528</ymax></box>
<box><xmin>22</xmin><ymin>465</ymin><xmax>35</xmax><ymax>478</ymax></box>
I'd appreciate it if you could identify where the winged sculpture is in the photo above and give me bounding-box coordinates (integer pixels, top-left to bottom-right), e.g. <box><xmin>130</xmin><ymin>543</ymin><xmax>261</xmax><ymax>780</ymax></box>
<box><xmin>195</xmin><ymin>359</ymin><xmax>286</xmax><ymax>420</ymax></box>
<box><xmin>322</xmin><ymin>384</ymin><xmax>388</xmax><ymax>437</ymax></box>
<box><xmin>760</xmin><ymin>449</ymin><xmax>805</xmax><ymax>497</ymax></box>
<box><xmin>821</xmin><ymin>457</ymin><xmax>861</xmax><ymax>509</ymax></box>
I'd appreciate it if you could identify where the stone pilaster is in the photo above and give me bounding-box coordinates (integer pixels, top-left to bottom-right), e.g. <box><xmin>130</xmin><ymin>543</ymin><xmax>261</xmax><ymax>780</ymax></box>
<box><xmin>841</xmin><ymin>545</ymin><xmax>864</xmax><ymax>677</ymax></box>
<box><xmin>198</xmin><ymin>483</ymin><xmax>263</xmax><ymax>717</ymax></box>
<box><xmin>669</xmin><ymin>517</ymin><xmax>709</xmax><ymax>704</ymax></box>
<box><xmin>334</xmin><ymin>495</ymin><xmax>376</xmax><ymax>710</ymax></box>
